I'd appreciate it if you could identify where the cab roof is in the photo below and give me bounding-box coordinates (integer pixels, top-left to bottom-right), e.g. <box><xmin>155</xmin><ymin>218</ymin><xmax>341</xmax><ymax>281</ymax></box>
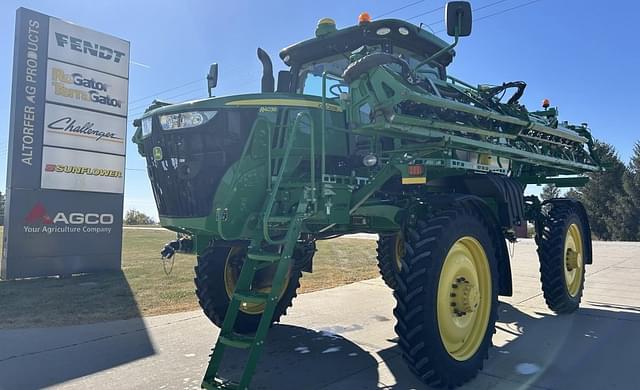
<box><xmin>279</xmin><ymin>19</ymin><xmax>455</xmax><ymax>68</ymax></box>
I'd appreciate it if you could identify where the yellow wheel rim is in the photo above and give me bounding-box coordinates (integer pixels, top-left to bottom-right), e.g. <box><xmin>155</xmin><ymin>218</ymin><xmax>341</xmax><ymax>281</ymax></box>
<box><xmin>223</xmin><ymin>247</ymin><xmax>290</xmax><ymax>315</ymax></box>
<box><xmin>437</xmin><ymin>236</ymin><xmax>492</xmax><ymax>361</ymax></box>
<box><xmin>394</xmin><ymin>233</ymin><xmax>405</xmax><ymax>271</ymax></box>
<box><xmin>564</xmin><ymin>223</ymin><xmax>584</xmax><ymax>297</ymax></box>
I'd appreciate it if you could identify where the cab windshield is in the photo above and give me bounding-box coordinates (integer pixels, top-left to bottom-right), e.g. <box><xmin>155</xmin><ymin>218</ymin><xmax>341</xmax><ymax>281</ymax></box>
<box><xmin>296</xmin><ymin>46</ymin><xmax>444</xmax><ymax>97</ymax></box>
<box><xmin>296</xmin><ymin>53</ymin><xmax>350</xmax><ymax>97</ymax></box>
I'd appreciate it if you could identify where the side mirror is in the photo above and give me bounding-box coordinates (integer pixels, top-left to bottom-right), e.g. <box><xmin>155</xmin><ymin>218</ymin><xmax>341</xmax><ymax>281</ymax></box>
<box><xmin>207</xmin><ymin>63</ymin><xmax>218</xmax><ymax>97</ymax></box>
<box><xmin>445</xmin><ymin>1</ymin><xmax>472</xmax><ymax>37</ymax></box>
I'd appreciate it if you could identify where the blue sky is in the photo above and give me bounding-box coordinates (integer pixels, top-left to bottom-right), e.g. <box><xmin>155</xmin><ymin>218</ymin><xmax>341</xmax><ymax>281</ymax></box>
<box><xmin>1</xmin><ymin>0</ymin><xmax>638</xmax><ymax>218</ymax></box>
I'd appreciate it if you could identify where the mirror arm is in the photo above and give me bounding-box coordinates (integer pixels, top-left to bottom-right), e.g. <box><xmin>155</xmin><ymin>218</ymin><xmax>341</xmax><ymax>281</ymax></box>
<box><xmin>415</xmin><ymin>12</ymin><xmax>462</xmax><ymax>72</ymax></box>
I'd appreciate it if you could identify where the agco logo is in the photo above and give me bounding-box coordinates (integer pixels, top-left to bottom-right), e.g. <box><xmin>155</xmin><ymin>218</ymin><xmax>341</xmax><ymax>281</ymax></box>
<box><xmin>24</xmin><ymin>202</ymin><xmax>115</xmax><ymax>235</ymax></box>
<box><xmin>51</xmin><ymin>68</ymin><xmax>122</xmax><ymax>108</ymax></box>
<box><xmin>25</xmin><ymin>202</ymin><xmax>53</xmax><ymax>225</ymax></box>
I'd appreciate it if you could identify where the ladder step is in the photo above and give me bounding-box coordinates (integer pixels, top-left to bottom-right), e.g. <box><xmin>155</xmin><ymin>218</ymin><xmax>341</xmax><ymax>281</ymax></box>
<box><xmin>219</xmin><ymin>333</ymin><xmax>255</xmax><ymax>349</ymax></box>
<box><xmin>275</xmin><ymin>182</ymin><xmax>306</xmax><ymax>189</ymax></box>
<box><xmin>201</xmin><ymin>377</ymin><xmax>239</xmax><ymax>390</ymax></box>
<box><xmin>233</xmin><ymin>290</ymin><xmax>270</xmax><ymax>304</ymax></box>
<box><xmin>267</xmin><ymin>216</ymin><xmax>291</xmax><ymax>223</ymax></box>
<box><xmin>247</xmin><ymin>252</ymin><xmax>281</xmax><ymax>262</ymax></box>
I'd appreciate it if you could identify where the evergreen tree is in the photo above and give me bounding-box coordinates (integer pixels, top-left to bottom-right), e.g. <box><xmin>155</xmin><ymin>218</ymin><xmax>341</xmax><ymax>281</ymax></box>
<box><xmin>0</xmin><ymin>190</ymin><xmax>4</xmax><ymax>226</ymax></box>
<box><xmin>623</xmin><ymin>142</ymin><xmax>640</xmax><ymax>239</ymax></box>
<box><xmin>569</xmin><ymin>141</ymin><xmax>628</xmax><ymax>240</ymax></box>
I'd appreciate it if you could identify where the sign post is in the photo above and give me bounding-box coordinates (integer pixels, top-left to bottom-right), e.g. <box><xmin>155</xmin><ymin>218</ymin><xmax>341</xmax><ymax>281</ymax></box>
<box><xmin>2</xmin><ymin>8</ymin><xmax>130</xmax><ymax>279</ymax></box>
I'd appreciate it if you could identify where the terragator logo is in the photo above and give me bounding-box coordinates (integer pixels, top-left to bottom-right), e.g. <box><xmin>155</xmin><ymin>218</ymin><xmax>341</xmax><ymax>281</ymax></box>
<box><xmin>50</xmin><ymin>68</ymin><xmax>122</xmax><ymax>108</ymax></box>
<box><xmin>23</xmin><ymin>202</ymin><xmax>114</xmax><ymax>234</ymax></box>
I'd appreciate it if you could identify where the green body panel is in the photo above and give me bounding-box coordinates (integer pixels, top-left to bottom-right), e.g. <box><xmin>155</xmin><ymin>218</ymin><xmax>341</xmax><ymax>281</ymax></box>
<box><xmin>137</xmin><ymin>81</ymin><xmax>599</xmax><ymax>246</ymax></box>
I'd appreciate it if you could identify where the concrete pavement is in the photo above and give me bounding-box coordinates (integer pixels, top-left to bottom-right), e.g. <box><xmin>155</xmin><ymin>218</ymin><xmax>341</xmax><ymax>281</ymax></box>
<box><xmin>1</xmin><ymin>239</ymin><xmax>639</xmax><ymax>389</ymax></box>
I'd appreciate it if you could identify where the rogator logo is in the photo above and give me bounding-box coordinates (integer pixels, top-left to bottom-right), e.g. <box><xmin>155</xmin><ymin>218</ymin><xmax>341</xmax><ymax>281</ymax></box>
<box><xmin>24</xmin><ymin>202</ymin><xmax>114</xmax><ymax>234</ymax></box>
<box><xmin>47</xmin><ymin>116</ymin><xmax>123</xmax><ymax>143</ymax></box>
<box><xmin>55</xmin><ymin>33</ymin><xmax>126</xmax><ymax>64</ymax></box>
<box><xmin>44</xmin><ymin>163</ymin><xmax>123</xmax><ymax>178</ymax></box>
<box><xmin>51</xmin><ymin>68</ymin><xmax>122</xmax><ymax>108</ymax></box>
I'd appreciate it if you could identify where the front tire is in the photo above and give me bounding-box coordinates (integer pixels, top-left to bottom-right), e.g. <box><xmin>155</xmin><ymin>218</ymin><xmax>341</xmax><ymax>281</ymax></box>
<box><xmin>394</xmin><ymin>203</ymin><xmax>499</xmax><ymax>388</ymax></box>
<box><xmin>537</xmin><ymin>202</ymin><xmax>588</xmax><ymax>313</ymax></box>
<box><xmin>194</xmin><ymin>244</ymin><xmax>303</xmax><ymax>334</ymax></box>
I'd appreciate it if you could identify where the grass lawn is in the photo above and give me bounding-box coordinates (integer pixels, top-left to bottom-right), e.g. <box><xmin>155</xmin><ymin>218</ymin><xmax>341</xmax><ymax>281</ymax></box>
<box><xmin>0</xmin><ymin>228</ymin><xmax>379</xmax><ymax>328</ymax></box>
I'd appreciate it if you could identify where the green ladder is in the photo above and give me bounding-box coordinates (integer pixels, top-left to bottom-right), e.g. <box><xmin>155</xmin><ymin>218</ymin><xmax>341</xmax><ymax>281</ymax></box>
<box><xmin>201</xmin><ymin>210</ymin><xmax>305</xmax><ymax>390</ymax></box>
<box><xmin>203</xmin><ymin>111</ymin><xmax>316</xmax><ymax>389</ymax></box>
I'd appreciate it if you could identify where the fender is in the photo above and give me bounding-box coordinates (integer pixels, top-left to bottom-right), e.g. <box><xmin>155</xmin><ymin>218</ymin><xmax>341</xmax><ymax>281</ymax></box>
<box><xmin>422</xmin><ymin>193</ymin><xmax>513</xmax><ymax>297</ymax></box>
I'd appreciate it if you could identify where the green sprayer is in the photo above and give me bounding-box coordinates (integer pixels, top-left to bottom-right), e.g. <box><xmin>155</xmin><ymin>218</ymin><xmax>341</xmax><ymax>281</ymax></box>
<box><xmin>133</xmin><ymin>2</ymin><xmax>600</xmax><ymax>388</ymax></box>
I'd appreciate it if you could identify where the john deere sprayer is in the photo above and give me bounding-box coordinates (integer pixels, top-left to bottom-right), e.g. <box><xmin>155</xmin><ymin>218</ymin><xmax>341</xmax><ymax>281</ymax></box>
<box><xmin>133</xmin><ymin>2</ymin><xmax>600</xmax><ymax>388</ymax></box>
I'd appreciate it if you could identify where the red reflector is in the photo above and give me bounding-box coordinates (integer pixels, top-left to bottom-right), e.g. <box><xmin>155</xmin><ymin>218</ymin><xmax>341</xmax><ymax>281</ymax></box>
<box><xmin>408</xmin><ymin>164</ymin><xmax>424</xmax><ymax>176</ymax></box>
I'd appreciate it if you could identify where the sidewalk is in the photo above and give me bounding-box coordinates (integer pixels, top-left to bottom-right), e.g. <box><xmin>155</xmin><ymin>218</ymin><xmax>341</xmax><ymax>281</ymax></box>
<box><xmin>1</xmin><ymin>239</ymin><xmax>639</xmax><ymax>389</ymax></box>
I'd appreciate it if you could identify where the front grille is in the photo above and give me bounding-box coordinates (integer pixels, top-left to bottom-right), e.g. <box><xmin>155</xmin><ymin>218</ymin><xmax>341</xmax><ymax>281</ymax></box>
<box><xmin>142</xmin><ymin>108</ymin><xmax>258</xmax><ymax>218</ymax></box>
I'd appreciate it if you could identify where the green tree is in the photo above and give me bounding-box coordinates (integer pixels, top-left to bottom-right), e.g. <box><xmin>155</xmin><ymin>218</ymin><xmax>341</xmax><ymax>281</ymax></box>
<box><xmin>124</xmin><ymin>209</ymin><xmax>156</xmax><ymax>225</ymax></box>
<box><xmin>0</xmin><ymin>190</ymin><xmax>4</xmax><ymax>226</ymax></box>
<box><xmin>569</xmin><ymin>141</ymin><xmax>629</xmax><ymax>240</ymax></box>
<box><xmin>623</xmin><ymin>141</ymin><xmax>640</xmax><ymax>239</ymax></box>
<box><xmin>540</xmin><ymin>183</ymin><xmax>560</xmax><ymax>201</ymax></box>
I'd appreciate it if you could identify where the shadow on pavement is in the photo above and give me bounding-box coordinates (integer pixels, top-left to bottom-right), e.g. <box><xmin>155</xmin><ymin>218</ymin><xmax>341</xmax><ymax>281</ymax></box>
<box><xmin>0</xmin><ymin>271</ymin><xmax>154</xmax><ymax>390</ymax></box>
<box><xmin>376</xmin><ymin>301</ymin><xmax>640</xmax><ymax>389</ymax></box>
<box><xmin>218</xmin><ymin>324</ymin><xmax>380</xmax><ymax>390</ymax></box>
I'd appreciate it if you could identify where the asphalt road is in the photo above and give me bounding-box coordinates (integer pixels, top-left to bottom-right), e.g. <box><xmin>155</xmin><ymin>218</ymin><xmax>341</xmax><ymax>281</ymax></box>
<box><xmin>1</xmin><ymin>239</ymin><xmax>639</xmax><ymax>390</ymax></box>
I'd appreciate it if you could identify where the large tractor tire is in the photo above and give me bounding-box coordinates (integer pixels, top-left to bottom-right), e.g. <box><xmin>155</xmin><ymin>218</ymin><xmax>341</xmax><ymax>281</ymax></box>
<box><xmin>194</xmin><ymin>244</ymin><xmax>306</xmax><ymax>334</ymax></box>
<box><xmin>537</xmin><ymin>201</ymin><xmax>589</xmax><ymax>313</ymax></box>
<box><xmin>394</xmin><ymin>204</ymin><xmax>499</xmax><ymax>388</ymax></box>
<box><xmin>376</xmin><ymin>233</ymin><xmax>404</xmax><ymax>289</ymax></box>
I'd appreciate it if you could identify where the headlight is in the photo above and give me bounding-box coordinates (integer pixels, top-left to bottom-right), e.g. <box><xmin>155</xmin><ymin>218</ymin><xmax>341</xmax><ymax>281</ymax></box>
<box><xmin>159</xmin><ymin>110</ymin><xmax>218</xmax><ymax>130</ymax></box>
<box><xmin>141</xmin><ymin>116</ymin><xmax>153</xmax><ymax>137</ymax></box>
<box><xmin>362</xmin><ymin>154</ymin><xmax>378</xmax><ymax>167</ymax></box>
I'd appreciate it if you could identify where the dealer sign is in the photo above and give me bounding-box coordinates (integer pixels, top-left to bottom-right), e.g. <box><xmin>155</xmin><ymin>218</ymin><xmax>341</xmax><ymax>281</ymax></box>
<box><xmin>2</xmin><ymin>8</ymin><xmax>130</xmax><ymax>279</ymax></box>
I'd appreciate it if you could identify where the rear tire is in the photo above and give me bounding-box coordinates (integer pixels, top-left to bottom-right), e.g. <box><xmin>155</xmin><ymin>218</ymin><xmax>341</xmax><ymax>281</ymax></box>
<box><xmin>194</xmin><ymin>245</ymin><xmax>303</xmax><ymax>334</ymax></box>
<box><xmin>376</xmin><ymin>233</ymin><xmax>404</xmax><ymax>289</ymax></box>
<box><xmin>394</xmin><ymin>203</ymin><xmax>499</xmax><ymax>388</ymax></box>
<box><xmin>537</xmin><ymin>202</ymin><xmax>588</xmax><ymax>313</ymax></box>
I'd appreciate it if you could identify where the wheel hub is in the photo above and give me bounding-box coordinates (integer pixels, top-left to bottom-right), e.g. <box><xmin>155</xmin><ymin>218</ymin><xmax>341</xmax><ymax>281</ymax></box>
<box><xmin>565</xmin><ymin>248</ymin><xmax>579</xmax><ymax>271</ymax></box>
<box><xmin>451</xmin><ymin>277</ymin><xmax>480</xmax><ymax>316</ymax></box>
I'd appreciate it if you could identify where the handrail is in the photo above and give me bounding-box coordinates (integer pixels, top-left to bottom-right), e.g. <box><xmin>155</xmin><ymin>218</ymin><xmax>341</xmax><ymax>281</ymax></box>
<box><xmin>217</xmin><ymin>116</ymin><xmax>272</xmax><ymax>241</ymax></box>
<box><xmin>262</xmin><ymin>111</ymin><xmax>315</xmax><ymax>244</ymax></box>
<box><xmin>321</xmin><ymin>72</ymin><xmax>328</xmax><ymax>185</ymax></box>
<box><xmin>446</xmin><ymin>75</ymin><xmax>477</xmax><ymax>91</ymax></box>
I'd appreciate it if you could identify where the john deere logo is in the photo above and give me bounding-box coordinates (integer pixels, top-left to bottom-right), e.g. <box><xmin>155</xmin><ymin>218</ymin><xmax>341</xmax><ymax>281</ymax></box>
<box><xmin>153</xmin><ymin>146</ymin><xmax>163</xmax><ymax>161</ymax></box>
